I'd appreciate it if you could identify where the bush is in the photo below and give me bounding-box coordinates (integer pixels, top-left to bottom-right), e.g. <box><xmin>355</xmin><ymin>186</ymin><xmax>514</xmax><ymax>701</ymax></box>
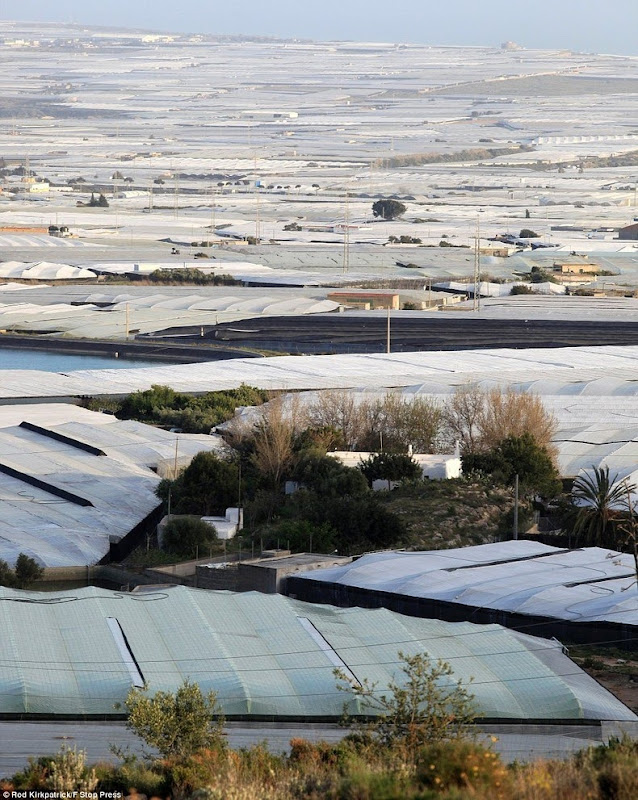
<box><xmin>510</xmin><ymin>284</ymin><xmax>534</xmax><ymax>295</ymax></box>
<box><xmin>94</xmin><ymin>756</ymin><xmax>167</xmax><ymax>797</ymax></box>
<box><xmin>161</xmin><ymin>517</ymin><xmax>218</xmax><ymax>559</ymax></box>
<box><xmin>11</xmin><ymin>747</ymin><xmax>97</xmax><ymax>793</ymax></box>
<box><xmin>304</xmin><ymin>494</ymin><xmax>407</xmax><ymax>552</ymax></box>
<box><xmin>123</xmin><ymin>680</ymin><xmax>225</xmax><ymax>761</ymax></box>
<box><xmin>359</xmin><ymin>452</ymin><xmax>422</xmax><ymax>487</ymax></box>
<box><xmin>147</xmin><ymin>269</ymin><xmax>238</xmax><ymax>286</ymax></box>
<box><xmin>292</xmin><ymin>453</ymin><xmax>369</xmax><ymax>497</ymax></box>
<box><xmin>265</xmin><ymin>519</ymin><xmax>337</xmax><ymax>553</ymax></box>
<box><xmin>372</xmin><ymin>199</ymin><xmax>407</xmax><ymax>220</ymax></box>
<box><xmin>157</xmin><ymin>452</ymin><xmax>240</xmax><ymax>517</ymax></box>
<box><xmin>417</xmin><ymin>740</ymin><xmax>510</xmax><ymax>795</ymax></box>
<box><xmin>462</xmin><ymin>433</ymin><xmax>561</xmax><ymax>498</ymax></box>
<box><xmin>335</xmin><ymin>651</ymin><xmax>476</xmax><ymax>761</ymax></box>
<box><xmin>529</xmin><ymin>266</ymin><xmax>557</xmax><ymax>283</ymax></box>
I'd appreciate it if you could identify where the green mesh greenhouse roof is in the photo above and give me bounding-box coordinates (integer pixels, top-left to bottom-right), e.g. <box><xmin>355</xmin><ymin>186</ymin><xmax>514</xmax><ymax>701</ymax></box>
<box><xmin>0</xmin><ymin>585</ymin><xmax>634</xmax><ymax>722</ymax></box>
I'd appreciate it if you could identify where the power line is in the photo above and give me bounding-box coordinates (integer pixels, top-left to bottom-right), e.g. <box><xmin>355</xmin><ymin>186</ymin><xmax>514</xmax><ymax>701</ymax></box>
<box><xmin>0</xmin><ymin>667</ymin><xmax>621</xmax><ymax>705</ymax></box>
<box><xmin>0</xmin><ymin>629</ymin><xmax>634</xmax><ymax>671</ymax></box>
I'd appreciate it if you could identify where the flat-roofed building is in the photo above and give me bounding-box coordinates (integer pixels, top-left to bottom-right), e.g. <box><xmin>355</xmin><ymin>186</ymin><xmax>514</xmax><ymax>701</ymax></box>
<box><xmin>327</xmin><ymin>291</ymin><xmax>400</xmax><ymax>310</ymax></box>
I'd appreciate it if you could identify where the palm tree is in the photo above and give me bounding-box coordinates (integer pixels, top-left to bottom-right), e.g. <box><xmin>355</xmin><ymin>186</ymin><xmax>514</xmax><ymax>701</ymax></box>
<box><xmin>571</xmin><ymin>466</ymin><xmax>634</xmax><ymax>547</ymax></box>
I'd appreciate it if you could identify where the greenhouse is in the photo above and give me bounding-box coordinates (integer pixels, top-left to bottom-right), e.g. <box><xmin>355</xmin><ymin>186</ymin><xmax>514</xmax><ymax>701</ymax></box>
<box><xmin>0</xmin><ymin>585</ymin><xmax>634</xmax><ymax>723</ymax></box>
<box><xmin>0</xmin><ymin>404</ymin><xmax>222</xmax><ymax>567</ymax></box>
<box><xmin>288</xmin><ymin>542</ymin><xmax>638</xmax><ymax>644</ymax></box>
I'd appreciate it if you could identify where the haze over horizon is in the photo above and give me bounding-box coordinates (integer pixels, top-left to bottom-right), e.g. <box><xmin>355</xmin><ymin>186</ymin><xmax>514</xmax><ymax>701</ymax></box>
<box><xmin>3</xmin><ymin>0</ymin><xmax>638</xmax><ymax>56</ymax></box>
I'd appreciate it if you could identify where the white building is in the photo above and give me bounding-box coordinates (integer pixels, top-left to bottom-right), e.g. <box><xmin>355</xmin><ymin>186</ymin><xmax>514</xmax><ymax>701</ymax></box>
<box><xmin>329</xmin><ymin>450</ymin><xmax>462</xmax><ymax>489</ymax></box>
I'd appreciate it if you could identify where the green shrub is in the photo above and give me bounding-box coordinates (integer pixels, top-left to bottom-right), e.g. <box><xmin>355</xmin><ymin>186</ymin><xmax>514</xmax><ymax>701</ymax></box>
<box><xmin>161</xmin><ymin>517</ymin><xmax>218</xmax><ymax>559</ymax></box>
<box><xmin>123</xmin><ymin>680</ymin><xmax>225</xmax><ymax>761</ymax></box>
<box><xmin>510</xmin><ymin>284</ymin><xmax>534</xmax><ymax>295</ymax></box>
<box><xmin>416</xmin><ymin>740</ymin><xmax>510</xmax><ymax>795</ymax></box>
<box><xmin>94</xmin><ymin>757</ymin><xmax>168</xmax><ymax>797</ymax></box>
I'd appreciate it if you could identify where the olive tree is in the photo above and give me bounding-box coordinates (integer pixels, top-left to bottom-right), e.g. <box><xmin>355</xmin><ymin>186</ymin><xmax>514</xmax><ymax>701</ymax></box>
<box><xmin>335</xmin><ymin>651</ymin><xmax>476</xmax><ymax>761</ymax></box>
<box><xmin>122</xmin><ymin>679</ymin><xmax>225</xmax><ymax>760</ymax></box>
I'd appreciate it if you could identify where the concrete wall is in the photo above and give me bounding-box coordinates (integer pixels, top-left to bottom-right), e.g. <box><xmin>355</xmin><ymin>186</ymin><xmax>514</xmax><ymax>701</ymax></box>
<box><xmin>37</xmin><ymin>564</ymin><xmax>158</xmax><ymax>589</ymax></box>
<box><xmin>196</xmin><ymin>555</ymin><xmax>353</xmax><ymax>594</ymax></box>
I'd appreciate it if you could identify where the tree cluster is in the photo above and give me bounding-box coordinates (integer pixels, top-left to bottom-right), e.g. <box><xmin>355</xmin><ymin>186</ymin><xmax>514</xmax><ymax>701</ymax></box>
<box><xmin>372</xmin><ymin>199</ymin><xmax>407</xmax><ymax>220</ymax></box>
<box><xmin>442</xmin><ymin>385</ymin><xmax>557</xmax><ymax>458</ymax></box>
<box><xmin>147</xmin><ymin>268</ymin><xmax>238</xmax><ymax>286</ymax></box>
<box><xmin>0</xmin><ymin>553</ymin><xmax>44</xmax><ymax>589</ymax></box>
<box><xmin>155</xmin><ymin>385</ymin><xmax>563</xmax><ymax>556</ymax></box>
<box><xmin>158</xmin><ymin>394</ymin><xmax>417</xmax><ymax>555</ymax></box>
<box><xmin>116</xmin><ymin>383</ymin><xmax>269</xmax><ymax>434</ymax></box>
<box><xmin>388</xmin><ymin>235</ymin><xmax>422</xmax><ymax>244</ymax></box>
<box><xmin>87</xmin><ymin>192</ymin><xmax>109</xmax><ymax>207</ymax></box>
<box><xmin>462</xmin><ymin>432</ymin><xmax>561</xmax><ymax>499</ymax></box>
<box><xmin>306</xmin><ymin>390</ymin><xmax>443</xmax><ymax>454</ymax></box>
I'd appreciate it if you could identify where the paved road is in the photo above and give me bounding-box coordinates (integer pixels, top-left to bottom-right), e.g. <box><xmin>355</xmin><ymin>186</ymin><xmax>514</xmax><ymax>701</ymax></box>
<box><xmin>2</xmin><ymin>721</ymin><xmax>634</xmax><ymax>775</ymax></box>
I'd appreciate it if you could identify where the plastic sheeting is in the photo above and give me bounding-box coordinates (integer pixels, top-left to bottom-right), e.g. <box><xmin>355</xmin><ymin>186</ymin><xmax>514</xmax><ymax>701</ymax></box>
<box><xmin>293</xmin><ymin>543</ymin><xmax>638</xmax><ymax>627</ymax></box>
<box><xmin>3</xmin><ymin>344</ymin><xmax>638</xmax><ymax>399</ymax></box>
<box><xmin>0</xmin><ymin>585</ymin><xmax>634</xmax><ymax>722</ymax></box>
<box><xmin>0</xmin><ymin>404</ymin><xmax>223</xmax><ymax>567</ymax></box>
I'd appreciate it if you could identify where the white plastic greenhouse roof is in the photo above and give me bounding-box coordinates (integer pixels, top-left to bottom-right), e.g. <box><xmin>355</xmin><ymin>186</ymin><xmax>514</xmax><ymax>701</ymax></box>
<box><xmin>0</xmin><ymin>404</ymin><xmax>222</xmax><ymax>567</ymax></box>
<box><xmin>0</xmin><ymin>290</ymin><xmax>338</xmax><ymax>337</ymax></box>
<box><xmin>293</xmin><ymin>542</ymin><xmax>638</xmax><ymax>627</ymax></box>
<box><xmin>0</xmin><ymin>585</ymin><xmax>634</xmax><ymax>722</ymax></box>
<box><xmin>0</xmin><ymin>262</ymin><xmax>96</xmax><ymax>280</ymax></box>
<box><xmin>2</xmin><ymin>344</ymin><xmax>638</xmax><ymax>400</ymax></box>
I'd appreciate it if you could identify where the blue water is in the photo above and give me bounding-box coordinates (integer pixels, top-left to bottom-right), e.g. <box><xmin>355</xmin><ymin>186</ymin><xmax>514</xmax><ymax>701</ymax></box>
<box><xmin>0</xmin><ymin>348</ymin><xmax>165</xmax><ymax>372</ymax></box>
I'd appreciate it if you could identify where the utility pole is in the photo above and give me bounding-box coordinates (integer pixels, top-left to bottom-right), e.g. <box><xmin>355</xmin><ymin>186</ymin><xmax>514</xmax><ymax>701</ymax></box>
<box><xmin>386</xmin><ymin>306</ymin><xmax>391</xmax><ymax>354</ymax></box>
<box><xmin>125</xmin><ymin>302</ymin><xmax>130</xmax><ymax>338</ymax></box>
<box><xmin>513</xmin><ymin>473</ymin><xmax>519</xmax><ymax>540</ymax></box>
<box><xmin>473</xmin><ymin>216</ymin><xmax>481</xmax><ymax>312</ymax></box>
<box><xmin>209</xmin><ymin>185</ymin><xmax>216</xmax><ymax>246</ymax></box>
<box><xmin>255</xmin><ymin>184</ymin><xmax>261</xmax><ymax>243</ymax></box>
<box><xmin>173</xmin><ymin>437</ymin><xmax>179</xmax><ymax>479</ymax></box>
<box><xmin>342</xmin><ymin>189</ymin><xmax>350</xmax><ymax>273</ymax></box>
<box><xmin>113</xmin><ymin>175</ymin><xmax>119</xmax><ymax>234</ymax></box>
<box><xmin>254</xmin><ymin>147</ymin><xmax>261</xmax><ymax>244</ymax></box>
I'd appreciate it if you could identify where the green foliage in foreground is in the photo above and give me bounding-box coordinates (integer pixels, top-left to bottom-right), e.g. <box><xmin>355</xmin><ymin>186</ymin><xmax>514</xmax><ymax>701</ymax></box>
<box><xmin>122</xmin><ymin>680</ymin><xmax>225</xmax><ymax>760</ymax></box>
<box><xmin>6</xmin><ymin>713</ymin><xmax>638</xmax><ymax>800</ymax></box>
<box><xmin>335</xmin><ymin>651</ymin><xmax>476</xmax><ymax>759</ymax></box>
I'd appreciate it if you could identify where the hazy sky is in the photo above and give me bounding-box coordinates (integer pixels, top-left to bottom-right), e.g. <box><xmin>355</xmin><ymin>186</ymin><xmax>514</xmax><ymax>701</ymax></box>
<box><xmin>2</xmin><ymin>0</ymin><xmax>637</xmax><ymax>55</ymax></box>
